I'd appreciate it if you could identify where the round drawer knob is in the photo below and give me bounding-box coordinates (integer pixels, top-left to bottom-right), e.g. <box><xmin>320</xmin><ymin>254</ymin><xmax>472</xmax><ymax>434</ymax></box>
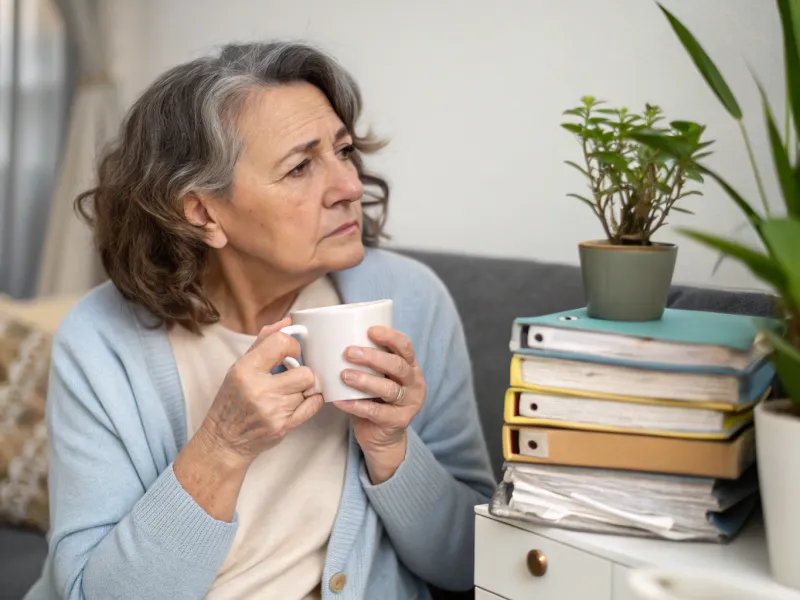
<box><xmin>526</xmin><ymin>549</ymin><xmax>547</xmax><ymax>577</ymax></box>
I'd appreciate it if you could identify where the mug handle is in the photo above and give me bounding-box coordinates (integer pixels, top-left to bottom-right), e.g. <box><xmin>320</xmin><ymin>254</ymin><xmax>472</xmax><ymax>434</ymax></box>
<box><xmin>279</xmin><ymin>324</ymin><xmax>308</xmax><ymax>369</ymax></box>
<box><xmin>279</xmin><ymin>324</ymin><xmax>322</xmax><ymax>397</ymax></box>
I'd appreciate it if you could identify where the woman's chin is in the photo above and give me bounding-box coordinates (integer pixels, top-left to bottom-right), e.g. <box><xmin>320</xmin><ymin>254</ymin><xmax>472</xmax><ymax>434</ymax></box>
<box><xmin>322</xmin><ymin>238</ymin><xmax>365</xmax><ymax>272</ymax></box>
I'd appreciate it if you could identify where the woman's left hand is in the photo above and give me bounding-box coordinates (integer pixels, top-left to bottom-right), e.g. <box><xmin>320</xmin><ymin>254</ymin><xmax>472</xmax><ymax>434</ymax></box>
<box><xmin>333</xmin><ymin>326</ymin><xmax>426</xmax><ymax>485</ymax></box>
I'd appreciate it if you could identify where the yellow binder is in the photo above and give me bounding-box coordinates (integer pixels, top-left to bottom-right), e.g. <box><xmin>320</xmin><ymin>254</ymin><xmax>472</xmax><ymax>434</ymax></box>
<box><xmin>503</xmin><ymin>388</ymin><xmax>759</xmax><ymax>440</ymax></box>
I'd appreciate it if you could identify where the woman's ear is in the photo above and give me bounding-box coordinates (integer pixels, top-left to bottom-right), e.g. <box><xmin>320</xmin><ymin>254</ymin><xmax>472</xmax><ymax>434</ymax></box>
<box><xmin>183</xmin><ymin>193</ymin><xmax>228</xmax><ymax>249</ymax></box>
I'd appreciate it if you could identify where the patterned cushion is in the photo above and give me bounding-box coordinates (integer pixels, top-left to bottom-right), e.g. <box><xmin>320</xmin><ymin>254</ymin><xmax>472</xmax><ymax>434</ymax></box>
<box><xmin>0</xmin><ymin>309</ymin><xmax>52</xmax><ymax>532</ymax></box>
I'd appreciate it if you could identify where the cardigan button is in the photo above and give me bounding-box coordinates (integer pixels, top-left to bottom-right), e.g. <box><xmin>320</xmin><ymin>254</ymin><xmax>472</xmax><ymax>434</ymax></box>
<box><xmin>329</xmin><ymin>572</ymin><xmax>347</xmax><ymax>593</ymax></box>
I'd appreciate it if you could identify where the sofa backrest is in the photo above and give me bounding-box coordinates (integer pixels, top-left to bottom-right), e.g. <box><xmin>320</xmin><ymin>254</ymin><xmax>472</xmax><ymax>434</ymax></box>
<box><xmin>401</xmin><ymin>249</ymin><xmax>778</xmax><ymax>479</ymax></box>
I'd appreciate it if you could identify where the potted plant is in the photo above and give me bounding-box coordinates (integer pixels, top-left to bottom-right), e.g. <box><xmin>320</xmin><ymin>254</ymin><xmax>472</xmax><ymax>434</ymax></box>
<box><xmin>642</xmin><ymin>0</ymin><xmax>800</xmax><ymax>590</ymax></box>
<box><xmin>561</xmin><ymin>97</ymin><xmax>712</xmax><ymax>321</ymax></box>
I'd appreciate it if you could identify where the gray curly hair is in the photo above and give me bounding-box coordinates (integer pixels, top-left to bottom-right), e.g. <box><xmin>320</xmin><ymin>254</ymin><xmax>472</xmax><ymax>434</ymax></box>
<box><xmin>77</xmin><ymin>41</ymin><xmax>389</xmax><ymax>333</ymax></box>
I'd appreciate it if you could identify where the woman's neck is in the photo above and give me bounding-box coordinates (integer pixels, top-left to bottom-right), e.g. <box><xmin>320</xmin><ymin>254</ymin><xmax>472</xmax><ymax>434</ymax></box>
<box><xmin>204</xmin><ymin>253</ymin><xmax>318</xmax><ymax>335</ymax></box>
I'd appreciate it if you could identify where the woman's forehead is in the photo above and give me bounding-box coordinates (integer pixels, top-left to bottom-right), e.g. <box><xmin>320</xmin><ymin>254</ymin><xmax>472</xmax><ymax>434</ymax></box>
<box><xmin>238</xmin><ymin>83</ymin><xmax>346</xmax><ymax>159</ymax></box>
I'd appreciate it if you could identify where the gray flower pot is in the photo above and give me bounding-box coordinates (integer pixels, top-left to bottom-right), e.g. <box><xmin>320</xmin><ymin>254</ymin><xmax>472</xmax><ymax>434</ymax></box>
<box><xmin>578</xmin><ymin>239</ymin><xmax>678</xmax><ymax>321</ymax></box>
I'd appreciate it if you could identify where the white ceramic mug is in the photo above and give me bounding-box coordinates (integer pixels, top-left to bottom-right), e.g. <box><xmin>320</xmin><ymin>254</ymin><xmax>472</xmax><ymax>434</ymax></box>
<box><xmin>279</xmin><ymin>299</ymin><xmax>393</xmax><ymax>402</ymax></box>
<box><xmin>627</xmin><ymin>567</ymin><xmax>800</xmax><ymax>600</ymax></box>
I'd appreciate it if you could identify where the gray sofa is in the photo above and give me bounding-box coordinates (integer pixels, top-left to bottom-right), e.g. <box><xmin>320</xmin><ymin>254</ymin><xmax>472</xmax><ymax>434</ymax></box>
<box><xmin>0</xmin><ymin>249</ymin><xmax>776</xmax><ymax>600</ymax></box>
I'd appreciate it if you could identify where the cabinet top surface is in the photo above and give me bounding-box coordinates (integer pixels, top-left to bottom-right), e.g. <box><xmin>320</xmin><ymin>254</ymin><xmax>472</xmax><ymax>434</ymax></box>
<box><xmin>475</xmin><ymin>504</ymin><xmax>800</xmax><ymax>596</ymax></box>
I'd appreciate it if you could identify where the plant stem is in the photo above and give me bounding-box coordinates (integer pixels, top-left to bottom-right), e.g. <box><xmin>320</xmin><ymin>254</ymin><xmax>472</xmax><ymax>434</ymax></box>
<box><xmin>583</xmin><ymin>138</ymin><xmax>613</xmax><ymax>241</ymax></box>
<box><xmin>651</xmin><ymin>165</ymin><xmax>684</xmax><ymax>237</ymax></box>
<box><xmin>738</xmin><ymin>119</ymin><xmax>771</xmax><ymax>217</ymax></box>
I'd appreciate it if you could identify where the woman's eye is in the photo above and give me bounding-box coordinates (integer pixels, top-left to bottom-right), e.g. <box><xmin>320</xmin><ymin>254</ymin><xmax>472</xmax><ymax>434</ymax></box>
<box><xmin>288</xmin><ymin>159</ymin><xmax>310</xmax><ymax>178</ymax></box>
<box><xmin>339</xmin><ymin>144</ymin><xmax>355</xmax><ymax>160</ymax></box>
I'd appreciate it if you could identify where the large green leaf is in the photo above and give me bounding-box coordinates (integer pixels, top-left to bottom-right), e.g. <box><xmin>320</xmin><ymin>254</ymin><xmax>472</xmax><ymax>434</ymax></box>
<box><xmin>757</xmin><ymin>79</ymin><xmax>800</xmax><ymax>217</ymax></box>
<box><xmin>658</xmin><ymin>3</ymin><xmax>742</xmax><ymax>119</ymax></box>
<box><xmin>695</xmin><ymin>166</ymin><xmax>765</xmax><ymax>243</ymax></box>
<box><xmin>792</xmin><ymin>0</ymin><xmax>800</xmax><ymax>56</ymax></box>
<box><xmin>761</xmin><ymin>329</ymin><xmax>800</xmax><ymax>404</ymax></box>
<box><xmin>678</xmin><ymin>227</ymin><xmax>787</xmax><ymax>292</ymax></box>
<box><xmin>778</xmin><ymin>0</ymin><xmax>800</xmax><ymax>146</ymax></box>
<box><xmin>761</xmin><ymin>219</ymin><xmax>800</xmax><ymax>310</ymax></box>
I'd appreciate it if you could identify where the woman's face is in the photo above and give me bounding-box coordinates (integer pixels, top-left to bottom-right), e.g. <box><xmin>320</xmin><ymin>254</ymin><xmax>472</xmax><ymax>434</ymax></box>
<box><xmin>189</xmin><ymin>81</ymin><xmax>366</xmax><ymax>281</ymax></box>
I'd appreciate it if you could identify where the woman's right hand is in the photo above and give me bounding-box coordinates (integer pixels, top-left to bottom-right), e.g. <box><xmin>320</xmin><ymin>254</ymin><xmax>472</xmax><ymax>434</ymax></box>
<box><xmin>174</xmin><ymin>317</ymin><xmax>323</xmax><ymax>522</ymax></box>
<box><xmin>199</xmin><ymin>316</ymin><xmax>324</xmax><ymax>467</ymax></box>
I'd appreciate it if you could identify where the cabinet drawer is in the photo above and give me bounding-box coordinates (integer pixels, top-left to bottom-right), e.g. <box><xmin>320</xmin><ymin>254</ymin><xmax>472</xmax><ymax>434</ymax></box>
<box><xmin>475</xmin><ymin>514</ymin><xmax>612</xmax><ymax>600</ymax></box>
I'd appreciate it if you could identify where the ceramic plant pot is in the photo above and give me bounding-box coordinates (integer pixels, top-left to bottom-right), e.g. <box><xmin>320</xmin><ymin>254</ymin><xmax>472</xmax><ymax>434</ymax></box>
<box><xmin>755</xmin><ymin>398</ymin><xmax>800</xmax><ymax>591</ymax></box>
<box><xmin>578</xmin><ymin>240</ymin><xmax>678</xmax><ymax>321</ymax></box>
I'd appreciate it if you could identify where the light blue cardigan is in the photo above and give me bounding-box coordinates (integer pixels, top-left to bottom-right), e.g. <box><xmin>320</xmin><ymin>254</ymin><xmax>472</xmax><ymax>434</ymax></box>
<box><xmin>24</xmin><ymin>248</ymin><xmax>496</xmax><ymax>600</ymax></box>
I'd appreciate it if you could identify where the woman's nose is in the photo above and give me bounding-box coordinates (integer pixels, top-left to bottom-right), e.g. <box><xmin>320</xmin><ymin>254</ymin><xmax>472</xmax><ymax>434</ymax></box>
<box><xmin>323</xmin><ymin>157</ymin><xmax>364</xmax><ymax>207</ymax></box>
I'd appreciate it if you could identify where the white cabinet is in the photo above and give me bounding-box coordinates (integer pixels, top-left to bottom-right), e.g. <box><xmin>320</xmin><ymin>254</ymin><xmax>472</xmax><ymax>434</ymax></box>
<box><xmin>474</xmin><ymin>505</ymin><xmax>800</xmax><ymax>600</ymax></box>
<box><xmin>475</xmin><ymin>512</ymin><xmax>611</xmax><ymax>600</ymax></box>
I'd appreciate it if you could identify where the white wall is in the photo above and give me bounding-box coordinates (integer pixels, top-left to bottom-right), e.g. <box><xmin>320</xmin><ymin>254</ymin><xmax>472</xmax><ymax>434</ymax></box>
<box><xmin>111</xmin><ymin>0</ymin><xmax>784</xmax><ymax>291</ymax></box>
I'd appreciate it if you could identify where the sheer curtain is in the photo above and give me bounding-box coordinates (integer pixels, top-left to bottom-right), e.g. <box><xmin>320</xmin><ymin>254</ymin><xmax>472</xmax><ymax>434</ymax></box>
<box><xmin>36</xmin><ymin>0</ymin><xmax>118</xmax><ymax>297</ymax></box>
<box><xmin>0</xmin><ymin>0</ymin><xmax>70</xmax><ymax>299</ymax></box>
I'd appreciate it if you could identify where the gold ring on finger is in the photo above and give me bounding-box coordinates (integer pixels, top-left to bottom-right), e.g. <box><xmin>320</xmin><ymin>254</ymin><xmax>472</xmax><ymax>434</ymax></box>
<box><xmin>394</xmin><ymin>385</ymin><xmax>406</xmax><ymax>404</ymax></box>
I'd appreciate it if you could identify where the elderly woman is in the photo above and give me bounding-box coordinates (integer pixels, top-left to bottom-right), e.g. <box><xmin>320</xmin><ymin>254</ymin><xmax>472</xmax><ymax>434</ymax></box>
<box><xmin>25</xmin><ymin>42</ymin><xmax>495</xmax><ymax>600</ymax></box>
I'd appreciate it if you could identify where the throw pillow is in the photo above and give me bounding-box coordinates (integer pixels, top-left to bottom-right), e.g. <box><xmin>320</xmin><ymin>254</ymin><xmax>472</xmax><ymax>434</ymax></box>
<box><xmin>0</xmin><ymin>309</ymin><xmax>52</xmax><ymax>532</ymax></box>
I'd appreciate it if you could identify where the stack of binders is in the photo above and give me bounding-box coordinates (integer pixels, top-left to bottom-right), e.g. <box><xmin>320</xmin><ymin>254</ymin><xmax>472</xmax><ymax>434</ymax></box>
<box><xmin>490</xmin><ymin>306</ymin><xmax>780</xmax><ymax>542</ymax></box>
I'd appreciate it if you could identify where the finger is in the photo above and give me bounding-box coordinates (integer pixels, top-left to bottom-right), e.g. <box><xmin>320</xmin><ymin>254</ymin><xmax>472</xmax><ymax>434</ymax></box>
<box><xmin>333</xmin><ymin>398</ymin><xmax>394</xmax><ymax>426</ymax></box>
<box><xmin>368</xmin><ymin>326</ymin><xmax>416</xmax><ymax>366</ymax></box>
<box><xmin>344</xmin><ymin>346</ymin><xmax>413</xmax><ymax>385</ymax></box>
<box><xmin>246</xmin><ymin>316</ymin><xmax>293</xmax><ymax>354</ymax></box>
<box><xmin>341</xmin><ymin>369</ymin><xmax>405</xmax><ymax>405</ymax></box>
<box><xmin>289</xmin><ymin>394</ymin><xmax>325</xmax><ymax>428</ymax></box>
<box><xmin>271</xmin><ymin>366</ymin><xmax>316</xmax><ymax>396</ymax></box>
<box><xmin>240</xmin><ymin>331</ymin><xmax>301</xmax><ymax>372</ymax></box>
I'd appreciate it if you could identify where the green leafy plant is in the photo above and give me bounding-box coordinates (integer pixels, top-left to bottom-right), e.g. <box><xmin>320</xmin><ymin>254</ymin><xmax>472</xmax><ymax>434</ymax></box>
<box><xmin>637</xmin><ymin>0</ymin><xmax>800</xmax><ymax>403</ymax></box>
<box><xmin>562</xmin><ymin>97</ymin><xmax>712</xmax><ymax>245</ymax></box>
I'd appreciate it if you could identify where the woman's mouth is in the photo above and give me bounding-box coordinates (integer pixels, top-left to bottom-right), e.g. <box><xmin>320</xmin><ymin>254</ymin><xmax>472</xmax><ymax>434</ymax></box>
<box><xmin>327</xmin><ymin>221</ymin><xmax>359</xmax><ymax>238</ymax></box>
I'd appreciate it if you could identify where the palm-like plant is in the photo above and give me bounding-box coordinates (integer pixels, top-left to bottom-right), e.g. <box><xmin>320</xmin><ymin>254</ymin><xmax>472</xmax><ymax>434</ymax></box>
<box><xmin>631</xmin><ymin>0</ymin><xmax>800</xmax><ymax>404</ymax></box>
